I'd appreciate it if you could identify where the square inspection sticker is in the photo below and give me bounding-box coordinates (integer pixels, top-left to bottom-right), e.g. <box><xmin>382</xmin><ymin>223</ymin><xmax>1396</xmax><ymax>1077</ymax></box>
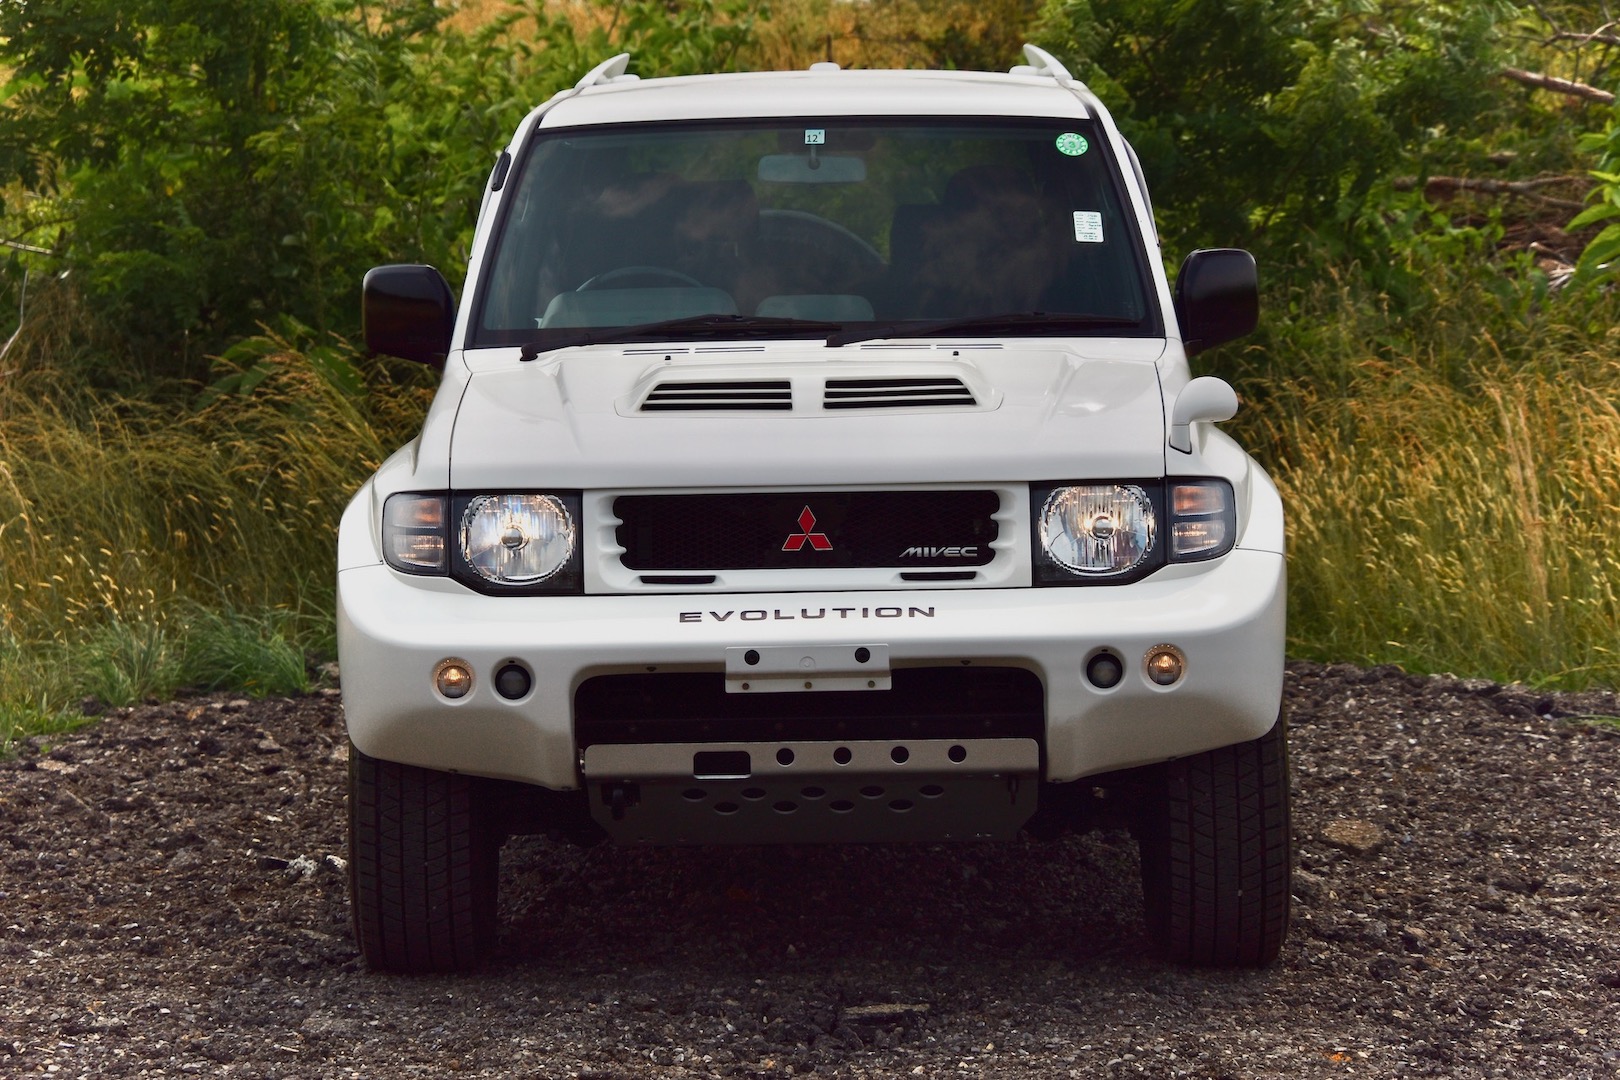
<box><xmin>1073</xmin><ymin>211</ymin><xmax>1104</xmax><ymax>243</ymax></box>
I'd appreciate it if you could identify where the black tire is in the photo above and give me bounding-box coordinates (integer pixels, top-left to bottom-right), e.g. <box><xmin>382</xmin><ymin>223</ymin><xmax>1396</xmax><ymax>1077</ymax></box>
<box><xmin>1137</xmin><ymin>714</ymin><xmax>1292</xmax><ymax>967</ymax></box>
<box><xmin>347</xmin><ymin>743</ymin><xmax>499</xmax><ymax>973</ymax></box>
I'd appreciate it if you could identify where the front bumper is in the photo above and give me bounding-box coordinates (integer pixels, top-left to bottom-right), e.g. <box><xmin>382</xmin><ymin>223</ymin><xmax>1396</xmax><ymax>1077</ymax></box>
<box><xmin>337</xmin><ymin>547</ymin><xmax>1285</xmax><ymax>791</ymax></box>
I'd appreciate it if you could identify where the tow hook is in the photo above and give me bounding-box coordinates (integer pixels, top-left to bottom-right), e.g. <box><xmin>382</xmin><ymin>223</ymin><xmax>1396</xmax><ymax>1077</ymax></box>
<box><xmin>601</xmin><ymin>782</ymin><xmax>641</xmax><ymax>821</ymax></box>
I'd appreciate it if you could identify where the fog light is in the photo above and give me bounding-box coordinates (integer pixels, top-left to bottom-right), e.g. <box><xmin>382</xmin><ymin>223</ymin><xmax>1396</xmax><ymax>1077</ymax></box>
<box><xmin>494</xmin><ymin>662</ymin><xmax>532</xmax><ymax>700</ymax></box>
<box><xmin>1086</xmin><ymin>651</ymin><xmax>1123</xmax><ymax>689</ymax></box>
<box><xmin>1144</xmin><ymin>645</ymin><xmax>1186</xmax><ymax>686</ymax></box>
<box><xmin>434</xmin><ymin>658</ymin><xmax>473</xmax><ymax>699</ymax></box>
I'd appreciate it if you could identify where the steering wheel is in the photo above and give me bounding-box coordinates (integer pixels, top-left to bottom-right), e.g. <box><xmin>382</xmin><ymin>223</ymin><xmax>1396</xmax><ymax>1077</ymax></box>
<box><xmin>577</xmin><ymin>265</ymin><xmax>703</xmax><ymax>290</ymax></box>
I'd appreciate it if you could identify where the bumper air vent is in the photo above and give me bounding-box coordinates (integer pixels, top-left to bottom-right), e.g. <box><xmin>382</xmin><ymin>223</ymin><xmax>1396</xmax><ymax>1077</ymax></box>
<box><xmin>823</xmin><ymin>377</ymin><xmax>977</xmax><ymax>409</ymax></box>
<box><xmin>642</xmin><ymin>380</ymin><xmax>793</xmax><ymax>411</ymax></box>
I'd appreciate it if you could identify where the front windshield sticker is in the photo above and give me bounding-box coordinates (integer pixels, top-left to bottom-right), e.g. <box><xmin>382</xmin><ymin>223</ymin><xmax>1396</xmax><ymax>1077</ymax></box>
<box><xmin>1073</xmin><ymin>211</ymin><xmax>1105</xmax><ymax>243</ymax></box>
<box><xmin>804</xmin><ymin>129</ymin><xmax>826</xmax><ymax>145</ymax></box>
<box><xmin>1055</xmin><ymin>132</ymin><xmax>1089</xmax><ymax>156</ymax></box>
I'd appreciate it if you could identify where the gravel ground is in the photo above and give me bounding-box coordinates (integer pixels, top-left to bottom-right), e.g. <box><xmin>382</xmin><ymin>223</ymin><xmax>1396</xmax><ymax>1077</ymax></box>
<box><xmin>2</xmin><ymin>661</ymin><xmax>1619</xmax><ymax>1078</ymax></box>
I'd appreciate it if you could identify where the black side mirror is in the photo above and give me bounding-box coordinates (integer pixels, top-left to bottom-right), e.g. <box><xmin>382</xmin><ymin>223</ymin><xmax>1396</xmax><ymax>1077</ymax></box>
<box><xmin>1173</xmin><ymin>249</ymin><xmax>1258</xmax><ymax>357</ymax></box>
<box><xmin>363</xmin><ymin>264</ymin><xmax>455</xmax><ymax>366</ymax></box>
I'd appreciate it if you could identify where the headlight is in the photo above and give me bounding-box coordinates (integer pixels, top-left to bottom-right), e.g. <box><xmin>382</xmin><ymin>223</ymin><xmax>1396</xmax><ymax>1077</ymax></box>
<box><xmin>380</xmin><ymin>491</ymin><xmax>582</xmax><ymax>593</ymax></box>
<box><xmin>381</xmin><ymin>493</ymin><xmax>448</xmax><ymax>574</ymax></box>
<box><xmin>1032</xmin><ymin>478</ymin><xmax>1237</xmax><ymax>584</ymax></box>
<box><xmin>1169</xmin><ymin>479</ymin><xmax>1236</xmax><ymax>561</ymax></box>
<box><xmin>1037</xmin><ymin>484</ymin><xmax>1156</xmax><ymax>577</ymax></box>
<box><xmin>459</xmin><ymin>493</ymin><xmax>577</xmax><ymax>586</ymax></box>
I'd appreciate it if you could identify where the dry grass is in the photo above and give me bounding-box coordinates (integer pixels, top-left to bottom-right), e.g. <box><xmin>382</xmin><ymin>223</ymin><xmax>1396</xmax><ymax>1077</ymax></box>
<box><xmin>0</xmin><ymin>306</ymin><xmax>433</xmax><ymax>741</ymax></box>
<box><xmin>7</xmin><ymin>270</ymin><xmax>1620</xmax><ymax>746</ymax></box>
<box><xmin>1241</xmin><ymin>283</ymin><xmax>1620</xmax><ymax>688</ymax></box>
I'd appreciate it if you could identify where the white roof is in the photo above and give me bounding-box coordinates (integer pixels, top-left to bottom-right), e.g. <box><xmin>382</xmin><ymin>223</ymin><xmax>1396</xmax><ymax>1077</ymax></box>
<box><xmin>538</xmin><ymin>67</ymin><xmax>1094</xmax><ymax>128</ymax></box>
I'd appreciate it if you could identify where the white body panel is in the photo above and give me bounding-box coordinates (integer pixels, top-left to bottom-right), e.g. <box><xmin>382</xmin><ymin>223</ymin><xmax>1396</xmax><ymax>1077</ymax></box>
<box><xmin>338</xmin><ymin>61</ymin><xmax>1285</xmax><ymax>818</ymax></box>
<box><xmin>445</xmin><ymin>342</ymin><xmax>1168</xmax><ymax>489</ymax></box>
<box><xmin>339</xmin><ymin>543</ymin><xmax>1284</xmax><ymax>790</ymax></box>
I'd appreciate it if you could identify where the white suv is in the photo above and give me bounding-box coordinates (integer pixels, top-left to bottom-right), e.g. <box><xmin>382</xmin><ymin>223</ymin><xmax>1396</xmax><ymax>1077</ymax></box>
<box><xmin>339</xmin><ymin>46</ymin><xmax>1290</xmax><ymax>972</ymax></box>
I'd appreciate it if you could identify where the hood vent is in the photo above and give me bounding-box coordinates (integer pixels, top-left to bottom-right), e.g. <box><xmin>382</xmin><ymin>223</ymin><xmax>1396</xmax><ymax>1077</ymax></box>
<box><xmin>641</xmin><ymin>380</ymin><xmax>793</xmax><ymax>411</ymax></box>
<box><xmin>824</xmin><ymin>377</ymin><xmax>978</xmax><ymax>410</ymax></box>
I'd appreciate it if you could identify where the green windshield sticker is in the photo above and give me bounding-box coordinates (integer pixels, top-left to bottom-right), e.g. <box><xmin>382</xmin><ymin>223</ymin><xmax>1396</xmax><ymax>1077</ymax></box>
<box><xmin>1055</xmin><ymin>132</ymin><xmax>1089</xmax><ymax>157</ymax></box>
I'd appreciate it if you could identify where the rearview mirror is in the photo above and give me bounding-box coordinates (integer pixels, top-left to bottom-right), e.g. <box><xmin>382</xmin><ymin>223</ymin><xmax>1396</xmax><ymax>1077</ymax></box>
<box><xmin>757</xmin><ymin>153</ymin><xmax>867</xmax><ymax>184</ymax></box>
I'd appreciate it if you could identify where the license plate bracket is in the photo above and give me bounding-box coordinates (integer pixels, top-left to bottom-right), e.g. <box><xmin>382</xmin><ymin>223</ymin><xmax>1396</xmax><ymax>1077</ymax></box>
<box><xmin>724</xmin><ymin>643</ymin><xmax>891</xmax><ymax>693</ymax></box>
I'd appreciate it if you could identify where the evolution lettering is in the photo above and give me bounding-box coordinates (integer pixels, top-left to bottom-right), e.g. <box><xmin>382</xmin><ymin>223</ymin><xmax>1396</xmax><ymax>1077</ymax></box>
<box><xmin>679</xmin><ymin>607</ymin><xmax>937</xmax><ymax>623</ymax></box>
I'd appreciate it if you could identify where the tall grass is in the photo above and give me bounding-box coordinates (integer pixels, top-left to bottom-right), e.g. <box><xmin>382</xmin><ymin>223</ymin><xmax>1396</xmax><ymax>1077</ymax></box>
<box><xmin>1231</xmin><ymin>267</ymin><xmax>1620</xmax><ymax>688</ymax></box>
<box><xmin>0</xmin><ymin>291</ymin><xmax>432</xmax><ymax>746</ymax></box>
<box><xmin>4</xmin><ymin>262</ymin><xmax>1620</xmax><ymax>751</ymax></box>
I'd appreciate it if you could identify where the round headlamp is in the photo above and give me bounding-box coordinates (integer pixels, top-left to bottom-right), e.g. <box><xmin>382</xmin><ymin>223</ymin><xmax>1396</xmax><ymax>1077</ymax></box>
<box><xmin>459</xmin><ymin>494</ymin><xmax>577</xmax><ymax>585</ymax></box>
<box><xmin>1038</xmin><ymin>485</ymin><xmax>1156</xmax><ymax>576</ymax></box>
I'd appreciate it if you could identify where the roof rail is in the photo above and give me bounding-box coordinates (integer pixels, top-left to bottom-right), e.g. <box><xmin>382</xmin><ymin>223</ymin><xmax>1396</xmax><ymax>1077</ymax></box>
<box><xmin>1010</xmin><ymin>43</ymin><xmax>1074</xmax><ymax>83</ymax></box>
<box><xmin>575</xmin><ymin>53</ymin><xmax>635</xmax><ymax>90</ymax></box>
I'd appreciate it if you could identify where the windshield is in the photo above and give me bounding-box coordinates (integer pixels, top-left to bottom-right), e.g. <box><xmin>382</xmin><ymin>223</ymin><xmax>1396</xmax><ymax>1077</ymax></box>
<box><xmin>472</xmin><ymin>118</ymin><xmax>1157</xmax><ymax>348</ymax></box>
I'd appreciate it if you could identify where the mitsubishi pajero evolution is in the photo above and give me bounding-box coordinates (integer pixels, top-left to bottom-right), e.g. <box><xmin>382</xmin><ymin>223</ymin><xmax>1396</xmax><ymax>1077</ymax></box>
<box><xmin>339</xmin><ymin>46</ymin><xmax>1290</xmax><ymax>973</ymax></box>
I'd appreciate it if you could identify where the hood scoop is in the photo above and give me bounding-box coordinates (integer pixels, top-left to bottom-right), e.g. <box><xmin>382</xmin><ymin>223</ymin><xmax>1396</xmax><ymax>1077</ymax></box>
<box><xmin>823</xmin><ymin>377</ymin><xmax>978</xmax><ymax>410</ymax></box>
<box><xmin>617</xmin><ymin>361</ymin><xmax>1000</xmax><ymax>416</ymax></box>
<box><xmin>640</xmin><ymin>379</ymin><xmax>793</xmax><ymax>411</ymax></box>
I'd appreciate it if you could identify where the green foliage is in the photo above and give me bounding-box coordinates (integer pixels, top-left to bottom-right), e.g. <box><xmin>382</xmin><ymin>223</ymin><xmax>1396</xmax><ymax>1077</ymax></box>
<box><xmin>176</xmin><ymin>605</ymin><xmax>317</xmax><ymax>697</ymax></box>
<box><xmin>0</xmin><ymin>260</ymin><xmax>20</xmax><ymax>350</ymax></box>
<box><xmin>0</xmin><ymin>0</ymin><xmax>766</xmax><ymax>382</ymax></box>
<box><xmin>746</xmin><ymin>0</ymin><xmax>1043</xmax><ymax>69</ymax></box>
<box><xmin>914</xmin><ymin>0</ymin><xmax>1046</xmax><ymax>71</ymax></box>
<box><xmin>1035</xmin><ymin>0</ymin><xmax>1518</xmax><ymax>260</ymax></box>
<box><xmin>0</xmin><ymin>602</ymin><xmax>317</xmax><ymax>752</ymax></box>
<box><xmin>1572</xmin><ymin>106</ymin><xmax>1620</xmax><ymax>285</ymax></box>
<box><xmin>0</xmin><ymin>695</ymin><xmax>88</xmax><ymax>759</ymax></box>
<box><xmin>1564</xmin><ymin>713</ymin><xmax>1620</xmax><ymax>732</ymax></box>
<box><xmin>5</xmin><ymin>0</ymin><xmax>1620</xmax><ymax>744</ymax></box>
<box><xmin>68</xmin><ymin>604</ymin><xmax>316</xmax><ymax>707</ymax></box>
<box><xmin>0</xmin><ymin>0</ymin><xmax>351</xmax><ymax>378</ymax></box>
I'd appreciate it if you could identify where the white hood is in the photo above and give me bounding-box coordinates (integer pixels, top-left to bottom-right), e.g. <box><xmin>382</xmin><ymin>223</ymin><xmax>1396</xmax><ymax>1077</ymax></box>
<box><xmin>447</xmin><ymin>340</ymin><xmax>1168</xmax><ymax>489</ymax></box>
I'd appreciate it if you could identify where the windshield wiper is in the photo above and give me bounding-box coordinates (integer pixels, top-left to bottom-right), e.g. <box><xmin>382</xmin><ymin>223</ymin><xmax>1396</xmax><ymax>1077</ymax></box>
<box><xmin>825</xmin><ymin>312</ymin><xmax>1143</xmax><ymax>348</ymax></box>
<box><xmin>521</xmin><ymin>314</ymin><xmax>843</xmax><ymax>358</ymax></box>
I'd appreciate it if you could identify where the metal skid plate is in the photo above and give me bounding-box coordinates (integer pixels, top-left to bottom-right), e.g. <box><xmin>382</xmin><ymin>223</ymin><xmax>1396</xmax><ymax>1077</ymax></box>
<box><xmin>724</xmin><ymin>643</ymin><xmax>890</xmax><ymax>693</ymax></box>
<box><xmin>582</xmin><ymin>737</ymin><xmax>1039</xmax><ymax>844</ymax></box>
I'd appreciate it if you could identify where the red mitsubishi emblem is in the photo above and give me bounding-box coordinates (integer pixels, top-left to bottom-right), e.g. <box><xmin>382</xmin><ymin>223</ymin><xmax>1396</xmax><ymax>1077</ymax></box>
<box><xmin>782</xmin><ymin>506</ymin><xmax>833</xmax><ymax>552</ymax></box>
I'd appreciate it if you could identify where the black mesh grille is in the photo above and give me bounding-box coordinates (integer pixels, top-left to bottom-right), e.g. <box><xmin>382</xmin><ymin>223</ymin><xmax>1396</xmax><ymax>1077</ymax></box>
<box><xmin>614</xmin><ymin>491</ymin><xmax>999</xmax><ymax>570</ymax></box>
<box><xmin>823</xmin><ymin>377</ymin><xmax>976</xmax><ymax>409</ymax></box>
<box><xmin>641</xmin><ymin>380</ymin><xmax>793</xmax><ymax>411</ymax></box>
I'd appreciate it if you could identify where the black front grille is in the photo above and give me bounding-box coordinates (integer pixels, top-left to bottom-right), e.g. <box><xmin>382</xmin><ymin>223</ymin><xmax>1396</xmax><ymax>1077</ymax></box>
<box><xmin>575</xmin><ymin>667</ymin><xmax>1043</xmax><ymax>749</ymax></box>
<box><xmin>614</xmin><ymin>490</ymin><xmax>999</xmax><ymax>570</ymax></box>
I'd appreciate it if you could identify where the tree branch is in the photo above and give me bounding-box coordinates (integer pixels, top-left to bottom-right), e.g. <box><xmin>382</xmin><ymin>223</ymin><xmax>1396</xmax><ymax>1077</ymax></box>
<box><xmin>1546</xmin><ymin>27</ymin><xmax>1620</xmax><ymax>48</ymax></box>
<box><xmin>0</xmin><ymin>237</ymin><xmax>58</xmax><ymax>256</ymax></box>
<box><xmin>1393</xmin><ymin>174</ymin><xmax>1587</xmax><ymax>212</ymax></box>
<box><xmin>1501</xmin><ymin>66</ymin><xmax>1615</xmax><ymax>104</ymax></box>
<box><xmin>0</xmin><ymin>270</ymin><xmax>28</xmax><ymax>369</ymax></box>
